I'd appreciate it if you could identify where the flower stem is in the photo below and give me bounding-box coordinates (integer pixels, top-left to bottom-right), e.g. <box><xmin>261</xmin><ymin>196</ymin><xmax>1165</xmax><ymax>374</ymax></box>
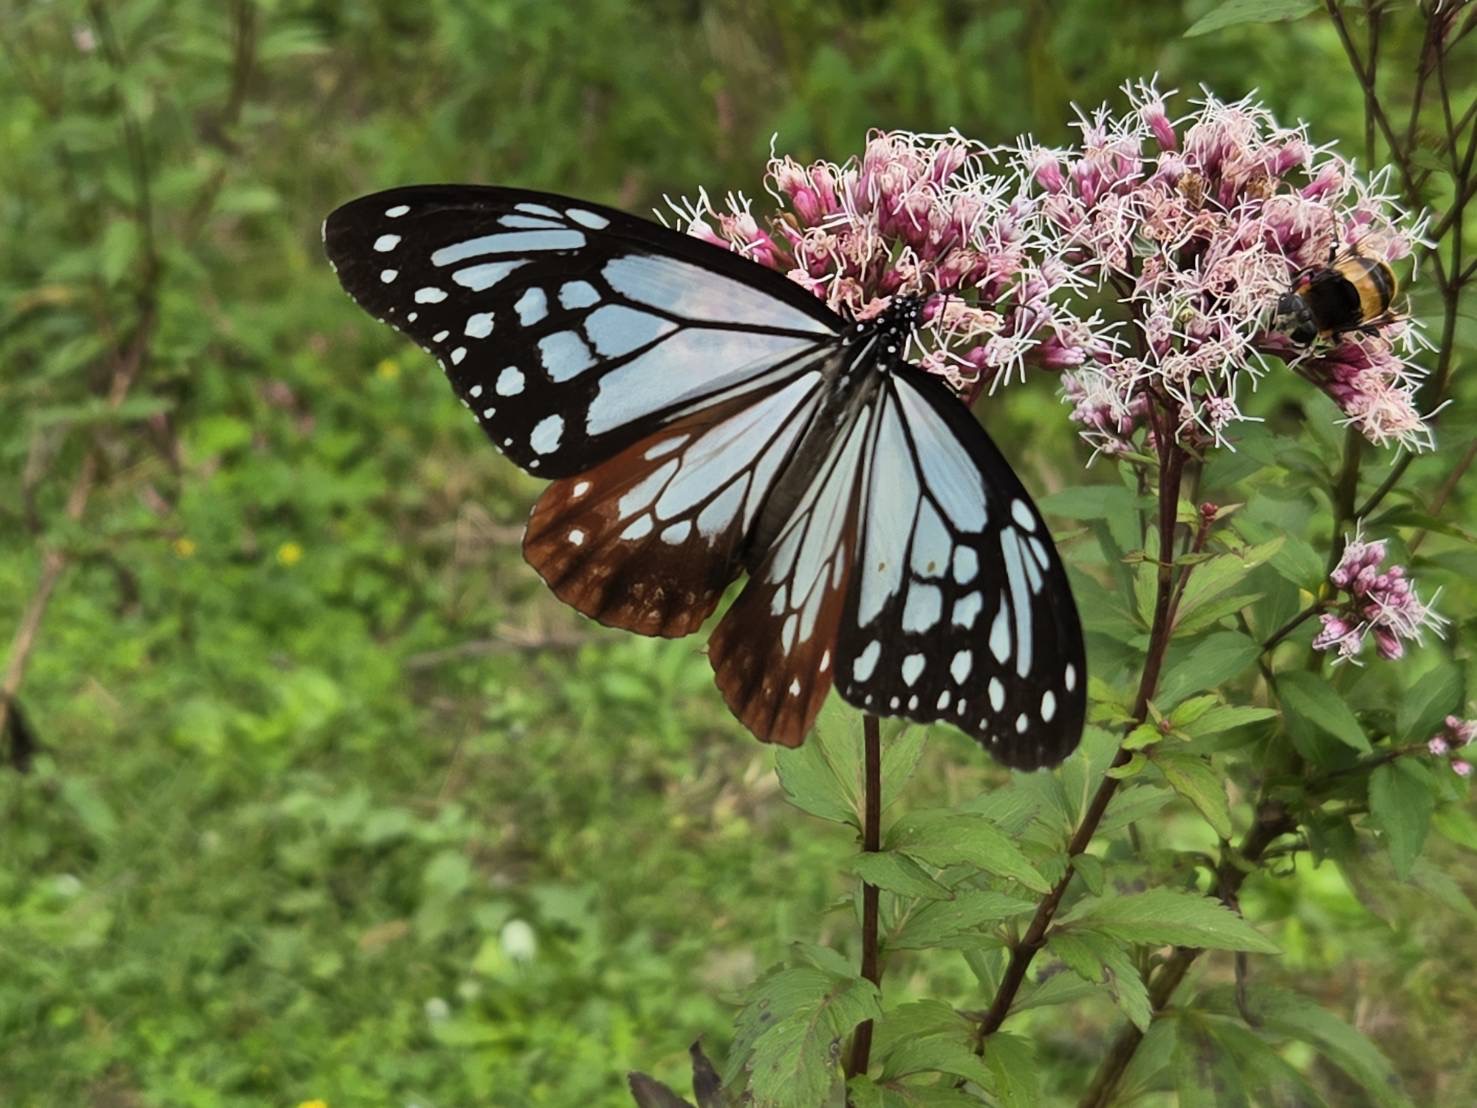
<box><xmin>845</xmin><ymin>713</ymin><xmax>883</xmax><ymax>1079</ymax></box>
<box><xmin>971</xmin><ymin>441</ymin><xmax>1188</xmax><ymax>1050</ymax></box>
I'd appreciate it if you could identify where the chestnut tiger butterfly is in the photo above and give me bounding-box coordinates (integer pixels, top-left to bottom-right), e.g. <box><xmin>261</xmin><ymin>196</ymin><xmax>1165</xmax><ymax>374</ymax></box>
<box><xmin>324</xmin><ymin>186</ymin><xmax>1085</xmax><ymax>769</ymax></box>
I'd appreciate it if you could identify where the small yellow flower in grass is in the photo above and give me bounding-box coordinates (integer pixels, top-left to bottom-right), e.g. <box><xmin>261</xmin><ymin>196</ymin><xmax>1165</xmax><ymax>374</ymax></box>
<box><xmin>297</xmin><ymin>1101</ymin><xmax>328</xmax><ymax>1108</ymax></box>
<box><xmin>276</xmin><ymin>541</ymin><xmax>304</xmax><ymax>567</ymax></box>
<box><xmin>172</xmin><ymin>537</ymin><xmax>197</xmax><ymax>559</ymax></box>
<box><xmin>375</xmin><ymin>357</ymin><xmax>400</xmax><ymax>380</ymax></box>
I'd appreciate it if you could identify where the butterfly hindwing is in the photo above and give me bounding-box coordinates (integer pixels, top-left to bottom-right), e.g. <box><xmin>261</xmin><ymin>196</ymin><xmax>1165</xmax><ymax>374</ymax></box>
<box><xmin>833</xmin><ymin>366</ymin><xmax>1086</xmax><ymax>770</ymax></box>
<box><xmin>708</xmin><ymin>394</ymin><xmax>874</xmax><ymax>747</ymax></box>
<box><xmin>323</xmin><ymin>186</ymin><xmax>841</xmax><ymax>477</ymax></box>
<box><xmin>524</xmin><ymin>363</ymin><xmax>830</xmax><ymax>636</ymax></box>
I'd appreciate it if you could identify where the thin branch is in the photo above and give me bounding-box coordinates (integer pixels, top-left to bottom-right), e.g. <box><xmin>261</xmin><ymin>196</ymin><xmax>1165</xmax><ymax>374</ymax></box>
<box><xmin>846</xmin><ymin>715</ymin><xmax>884</xmax><ymax>1080</ymax></box>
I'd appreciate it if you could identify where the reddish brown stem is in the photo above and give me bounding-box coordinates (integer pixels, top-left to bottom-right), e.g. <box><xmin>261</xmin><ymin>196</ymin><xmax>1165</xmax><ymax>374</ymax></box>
<box><xmin>845</xmin><ymin>714</ymin><xmax>883</xmax><ymax>1080</ymax></box>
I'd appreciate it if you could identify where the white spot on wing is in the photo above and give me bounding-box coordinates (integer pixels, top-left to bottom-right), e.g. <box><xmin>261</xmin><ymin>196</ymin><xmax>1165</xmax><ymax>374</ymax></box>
<box><xmin>515</xmin><ymin>287</ymin><xmax>547</xmax><ymax>326</ymax></box>
<box><xmin>415</xmin><ymin>287</ymin><xmax>448</xmax><ymax>304</ymax></box>
<box><xmin>1041</xmin><ymin>690</ymin><xmax>1057</xmax><ymax>722</ymax></box>
<box><xmin>1011</xmin><ymin>499</ymin><xmax>1037</xmax><ymax>532</ymax></box>
<box><xmin>431</xmin><ymin>229</ymin><xmax>584</xmax><ymax>266</ymax></box>
<box><xmin>953</xmin><ymin>547</ymin><xmax>978</xmax><ymax>585</ymax></box>
<box><xmin>902</xmin><ymin>583</ymin><xmax>942</xmax><ymax>633</ymax></box>
<box><xmin>451</xmin><ymin>260</ymin><xmax>528</xmax><ymax>291</ymax></box>
<box><xmin>450</xmin><ymin>346</ymin><xmax>466</xmax><ymax>365</ymax></box>
<box><xmin>989</xmin><ymin>677</ymin><xmax>1005</xmax><ymax>711</ymax></box>
<box><xmin>495</xmin><ymin>366</ymin><xmax>525</xmax><ymax>396</ymax></box>
<box><xmin>559</xmin><ymin>281</ymin><xmax>600</xmax><ymax>310</ymax></box>
<box><xmin>379</xmin><ymin>269</ymin><xmax>398</xmax><ymax>283</ymax></box>
<box><xmin>530</xmin><ymin>414</ymin><xmax>563</xmax><ymax>455</ymax></box>
<box><xmin>990</xmin><ymin>605</ymin><xmax>1011</xmax><ymax>663</ymax></box>
<box><xmin>385</xmin><ymin>204</ymin><xmax>410</xmax><ymax>218</ymax></box>
<box><xmin>465</xmin><ymin>312</ymin><xmax>495</xmax><ymax>338</ymax></box>
<box><xmin>374</xmin><ymin>234</ymin><xmax>401</xmax><ymax>252</ymax></box>
<box><xmin>569</xmin><ymin>528</ymin><xmax>584</xmax><ymax>546</ymax></box>
<box><xmin>585</xmin><ymin>304</ymin><xmax>676</xmax><ymax>358</ymax></box>
<box><xmin>1065</xmin><ymin>664</ymin><xmax>1078</xmax><ymax>692</ymax></box>
<box><xmin>901</xmin><ymin>653</ymin><xmax>925</xmax><ymax>686</ymax></box>
<box><xmin>568</xmin><ymin>208</ymin><xmax>610</xmax><ymax>229</ymax></box>
<box><xmin>950</xmin><ymin>650</ymin><xmax>972</xmax><ymax>683</ymax></box>
<box><xmin>538</xmin><ymin>331</ymin><xmax>595</xmax><ymax>381</ymax></box>
<box><xmin>852</xmin><ymin>640</ymin><xmax>881</xmax><ymax>682</ymax></box>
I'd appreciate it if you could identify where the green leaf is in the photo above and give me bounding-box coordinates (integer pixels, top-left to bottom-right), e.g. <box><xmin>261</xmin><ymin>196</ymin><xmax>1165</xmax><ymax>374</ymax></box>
<box><xmin>1178</xmin><ymin>704</ymin><xmax>1279</xmax><ymax>740</ymax></box>
<box><xmin>1197</xmin><ymin>986</ymin><xmax>1413</xmax><ymax>1108</ymax></box>
<box><xmin>1157</xmin><ymin>632</ymin><xmax>1262</xmax><ymax>708</ymax></box>
<box><xmin>851</xmin><ymin>852</ymin><xmax>952</xmax><ymax>900</ymax></box>
<box><xmin>880</xmin><ymin>1036</ymin><xmax>994</xmax><ymax>1085</ymax></box>
<box><xmin>1267</xmin><ymin>535</ymin><xmax>1326</xmax><ymax>591</ymax></box>
<box><xmin>1173</xmin><ymin>540</ymin><xmax>1283</xmax><ymax>626</ymax></box>
<box><xmin>1396</xmin><ymin>664</ymin><xmax>1463</xmax><ymax>742</ymax></box>
<box><xmin>1058</xmin><ymin>889</ymin><xmax>1279</xmax><ymax>953</ymax></box>
<box><xmin>982</xmin><ymin>1032</ymin><xmax>1041</xmax><ymax>1108</ymax></box>
<box><xmin>1154</xmin><ymin>752</ymin><xmax>1233</xmax><ymax>839</ymax></box>
<box><xmin>888</xmin><ymin>810</ymin><xmax>1051</xmax><ymax>893</ymax></box>
<box><xmin>1277</xmin><ymin>671</ymin><xmax>1370</xmax><ymax>752</ymax></box>
<box><xmin>889</xmin><ymin>891</ymin><xmax>1036</xmax><ymax>950</ymax></box>
<box><xmin>1185</xmin><ymin>0</ymin><xmax>1317</xmax><ymax>37</ymax></box>
<box><xmin>1174</xmin><ymin>592</ymin><xmax>1265</xmax><ymax>637</ymax></box>
<box><xmin>871</xmin><ymin>1000</ymin><xmax>972</xmax><ymax>1064</ymax></box>
<box><xmin>747</xmin><ymin>974</ymin><xmax>881</xmax><ymax>1108</ymax></box>
<box><xmin>1047</xmin><ymin>930</ymin><xmax>1151</xmax><ymax>1030</ymax></box>
<box><xmin>1173</xmin><ymin>1011</ymin><xmax>1250</xmax><ymax>1107</ymax></box>
<box><xmin>775</xmin><ymin>721</ymin><xmax>861</xmax><ymax>826</ymax></box>
<box><xmin>881</xmin><ymin>727</ymin><xmax>928</xmax><ymax>810</ymax></box>
<box><xmin>1369</xmin><ymin>760</ymin><xmax>1435</xmax><ymax>879</ymax></box>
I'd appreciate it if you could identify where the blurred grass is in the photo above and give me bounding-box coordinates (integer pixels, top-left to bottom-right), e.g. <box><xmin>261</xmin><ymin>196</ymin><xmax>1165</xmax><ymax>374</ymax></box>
<box><xmin>1</xmin><ymin>1</ymin><xmax>1474</xmax><ymax>1105</ymax></box>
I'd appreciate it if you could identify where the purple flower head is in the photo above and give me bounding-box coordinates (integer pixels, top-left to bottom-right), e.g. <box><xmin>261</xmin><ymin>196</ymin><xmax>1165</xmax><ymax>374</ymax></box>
<box><xmin>668</xmin><ymin>130</ymin><xmax>1104</xmax><ymax>402</ymax></box>
<box><xmin>1313</xmin><ymin>526</ymin><xmax>1444</xmax><ymax>665</ymax></box>
<box><xmin>1454</xmin><ymin>760</ymin><xmax>1473</xmax><ymax>779</ymax></box>
<box><xmin>1430</xmin><ymin>715</ymin><xmax>1477</xmax><ymax>773</ymax></box>
<box><xmin>1012</xmin><ymin>80</ymin><xmax>1432</xmax><ymax>454</ymax></box>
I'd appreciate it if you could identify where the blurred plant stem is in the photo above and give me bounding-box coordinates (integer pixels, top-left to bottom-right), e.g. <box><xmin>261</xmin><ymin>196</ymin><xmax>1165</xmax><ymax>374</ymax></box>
<box><xmin>1076</xmin><ymin>4</ymin><xmax>1476</xmax><ymax>1102</ymax></box>
<box><xmin>845</xmin><ymin>713</ymin><xmax>883</xmax><ymax>1081</ymax></box>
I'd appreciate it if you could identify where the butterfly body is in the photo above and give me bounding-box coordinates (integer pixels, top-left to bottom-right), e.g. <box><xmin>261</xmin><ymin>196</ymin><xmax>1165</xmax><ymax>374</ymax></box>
<box><xmin>325</xmin><ymin>185</ymin><xmax>1086</xmax><ymax>769</ymax></box>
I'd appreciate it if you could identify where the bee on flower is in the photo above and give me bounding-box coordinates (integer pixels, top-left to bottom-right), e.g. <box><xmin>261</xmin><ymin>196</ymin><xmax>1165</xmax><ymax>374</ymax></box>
<box><xmin>1013</xmin><ymin>79</ymin><xmax>1432</xmax><ymax>455</ymax></box>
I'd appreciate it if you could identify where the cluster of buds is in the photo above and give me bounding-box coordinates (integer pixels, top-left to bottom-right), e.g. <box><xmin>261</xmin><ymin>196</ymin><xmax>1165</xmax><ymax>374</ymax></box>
<box><xmin>1012</xmin><ymin>80</ymin><xmax>1431</xmax><ymax>455</ymax></box>
<box><xmin>667</xmin><ymin>129</ymin><xmax>1108</xmax><ymax>402</ymax></box>
<box><xmin>1313</xmin><ymin>530</ymin><xmax>1444</xmax><ymax>663</ymax></box>
<box><xmin>1428</xmin><ymin>716</ymin><xmax>1477</xmax><ymax>777</ymax></box>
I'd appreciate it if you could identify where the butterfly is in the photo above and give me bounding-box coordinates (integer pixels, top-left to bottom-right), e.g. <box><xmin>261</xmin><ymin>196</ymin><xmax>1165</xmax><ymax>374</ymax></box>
<box><xmin>323</xmin><ymin>185</ymin><xmax>1086</xmax><ymax>769</ymax></box>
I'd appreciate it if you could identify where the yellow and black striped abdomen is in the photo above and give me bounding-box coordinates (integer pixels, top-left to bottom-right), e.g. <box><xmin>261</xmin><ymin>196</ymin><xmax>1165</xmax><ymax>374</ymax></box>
<box><xmin>1332</xmin><ymin>254</ymin><xmax>1396</xmax><ymax>324</ymax></box>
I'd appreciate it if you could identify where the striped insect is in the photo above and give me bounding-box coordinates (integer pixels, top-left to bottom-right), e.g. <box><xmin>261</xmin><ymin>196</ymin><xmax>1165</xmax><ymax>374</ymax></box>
<box><xmin>1273</xmin><ymin>239</ymin><xmax>1401</xmax><ymax>347</ymax></box>
<box><xmin>323</xmin><ymin>186</ymin><xmax>1086</xmax><ymax>769</ymax></box>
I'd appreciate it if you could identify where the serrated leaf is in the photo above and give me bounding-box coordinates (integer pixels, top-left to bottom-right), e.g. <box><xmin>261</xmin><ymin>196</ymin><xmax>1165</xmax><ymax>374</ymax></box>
<box><xmin>1369</xmin><ymin>760</ymin><xmax>1434</xmax><ymax>879</ymax></box>
<box><xmin>1197</xmin><ymin>986</ymin><xmax>1412</xmax><ymax>1108</ymax></box>
<box><xmin>1074</xmin><ymin>853</ymin><xmax>1106</xmax><ymax>895</ymax></box>
<box><xmin>774</xmin><ymin>721</ymin><xmax>861</xmax><ymax>826</ymax></box>
<box><xmin>889</xmin><ymin>891</ymin><xmax>1036</xmax><ymax>950</ymax></box>
<box><xmin>1278</xmin><ymin>671</ymin><xmax>1370</xmax><ymax>752</ymax></box>
<box><xmin>748</xmin><ymin>975</ymin><xmax>881</xmax><ymax>1108</ymax></box>
<box><xmin>1047</xmin><ymin>930</ymin><xmax>1151</xmax><ymax>1031</ymax></box>
<box><xmin>1155</xmin><ymin>752</ymin><xmax>1233</xmax><ymax>839</ymax></box>
<box><xmin>871</xmin><ymin>1000</ymin><xmax>973</xmax><ymax>1064</ymax></box>
<box><xmin>1396</xmin><ymin>664</ymin><xmax>1463</xmax><ymax>742</ymax></box>
<box><xmin>1059</xmin><ymin>889</ymin><xmax>1279</xmax><ymax>953</ymax></box>
<box><xmin>888</xmin><ymin>810</ymin><xmax>1050</xmax><ymax>893</ymax></box>
<box><xmin>1267</xmin><ymin>534</ymin><xmax>1326</xmax><ymax>590</ymax></box>
<box><xmin>1185</xmin><ymin>0</ymin><xmax>1317</xmax><ymax>37</ymax></box>
<box><xmin>880</xmin><ymin>1036</ymin><xmax>994</xmax><ymax>1085</ymax></box>
<box><xmin>1176</xmin><ymin>592</ymin><xmax>1265</xmax><ymax>636</ymax></box>
<box><xmin>1173</xmin><ymin>540</ymin><xmax>1282</xmax><ymax>626</ymax></box>
<box><xmin>851</xmin><ymin>852</ymin><xmax>952</xmax><ymax>900</ymax></box>
<box><xmin>1157</xmin><ymin>632</ymin><xmax>1261</xmax><ymax>708</ymax></box>
<box><xmin>1012</xmin><ymin>970</ymin><xmax>1102</xmax><ymax>1012</ymax></box>
<box><xmin>982</xmin><ymin>1032</ymin><xmax>1040</xmax><ymax>1108</ymax></box>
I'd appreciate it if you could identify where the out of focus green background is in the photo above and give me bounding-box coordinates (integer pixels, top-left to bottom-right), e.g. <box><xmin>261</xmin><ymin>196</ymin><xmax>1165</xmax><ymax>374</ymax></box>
<box><xmin>2</xmin><ymin>2</ymin><xmax>1473</xmax><ymax>1105</ymax></box>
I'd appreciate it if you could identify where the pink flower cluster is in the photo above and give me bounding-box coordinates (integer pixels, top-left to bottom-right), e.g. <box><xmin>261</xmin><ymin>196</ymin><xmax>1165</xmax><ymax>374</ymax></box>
<box><xmin>1428</xmin><ymin>716</ymin><xmax>1477</xmax><ymax>777</ymax></box>
<box><xmin>667</xmin><ymin>130</ymin><xmax>1105</xmax><ymax>402</ymax></box>
<box><xmin>1312</xmin><ymin>530</ymin><xmax>1443</xmax><ymax>664</ymax></box>
<box><xmin>1012</xmin><ymin>81</ymin><xmax>1431</xmax><ymax>455</ymax></box>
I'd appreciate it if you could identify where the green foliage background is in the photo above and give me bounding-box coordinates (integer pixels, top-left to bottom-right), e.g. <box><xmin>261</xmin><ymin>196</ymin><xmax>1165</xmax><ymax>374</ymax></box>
<box><xmin>1</xmin><ymin>1</ymin><xmax>1473</xmax><ymax>1105</ymax></box>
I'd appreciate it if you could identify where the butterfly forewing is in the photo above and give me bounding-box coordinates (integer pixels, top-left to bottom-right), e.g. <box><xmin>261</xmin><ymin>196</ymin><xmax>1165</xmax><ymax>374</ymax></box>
<box><xmin>524</xmin><ymin>361</ymin><xmax>830</xmax><ymax>636</ymax></box>
<box><xmin>323</xmin><ymin>186</ymin><xmax>840</xmax><ymax>477</ymax></box>
<box><xmin>833</xmin><ymin>367</ymin><xmax>1086</xmax><ymax>770</ymax></box>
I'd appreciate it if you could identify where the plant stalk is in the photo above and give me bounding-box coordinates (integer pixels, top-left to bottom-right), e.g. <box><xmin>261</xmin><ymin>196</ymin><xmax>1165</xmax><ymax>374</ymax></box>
<box><xmin>845</xmin><ymin>714</ymin><xmax>884</xmax><ymax>1079</ymax></box>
